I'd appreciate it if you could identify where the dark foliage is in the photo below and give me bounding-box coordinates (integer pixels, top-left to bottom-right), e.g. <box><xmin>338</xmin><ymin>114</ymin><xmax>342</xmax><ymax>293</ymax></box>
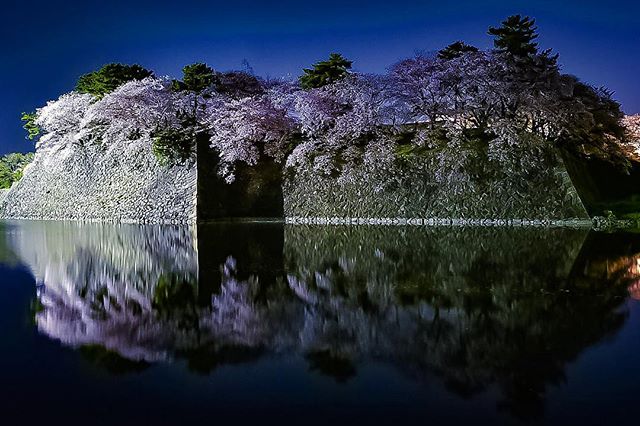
<box><xmin>151</xmin><ymin>126</ymin><xmax>196</xmax><ymax>165</ymax></box>
<box><xmin>76</xmin><ymin>63</ymin><xmax>153</xmax><ymax>98</ymax></box>
<box><xmin>172</xmin><ymin>63</ymin><xmax>218</xmax><ymax>93</ymax></box>
<box><xmin>438</xmin><ymin>41</ymin><xmax>479</xmax><ymax>60</ymax></box>
<box><xmin>0</xmin><ymin>152</ymin><xmax>34</xmax><ymax>189</ymax></box>
<box><xmin>489</xmin><ymin>15</ymin><xmax>539</xmax><ymax>57</ymax></box>
<box><xmin>20</xmin><ymin>112</ymin><xmax>40</xmax><ymax>140</ymax></box>
<box><xmin>217</xmin><ymin>71</ymin><xmax>265</xmax><ymax>99</ymax></box>
<box><xmin>299</xmin><ymin>53</ymin><xmax>352</xmax><ymax>89</ymax></box>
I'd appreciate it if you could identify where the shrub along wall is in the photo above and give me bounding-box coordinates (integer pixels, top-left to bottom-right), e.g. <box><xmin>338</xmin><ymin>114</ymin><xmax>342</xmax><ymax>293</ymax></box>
<box><xmin>561</xmin><ymin>150</ymin><xmax>640</xmax><ymax>218</ymax></box>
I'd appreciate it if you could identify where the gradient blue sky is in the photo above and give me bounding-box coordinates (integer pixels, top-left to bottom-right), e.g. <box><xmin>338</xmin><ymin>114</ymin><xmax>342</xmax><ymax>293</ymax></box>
<box><xmin>2</xmin><ymin>0</ymin><xmax>639</xmax><ymax>154</ymax></box>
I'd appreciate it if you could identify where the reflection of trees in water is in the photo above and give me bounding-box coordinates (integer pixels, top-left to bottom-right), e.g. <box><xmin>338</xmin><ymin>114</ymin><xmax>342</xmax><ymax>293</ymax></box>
<box><xmin>284</xmin><ymin>226</ymin><xmax>633</xmax><ymax>419</ymax></box>
<box><xmin>10</xmin><ymin>222</ymin><xmax>640</xmax><ymax>420</ymax></box>
<box><xmin>79</xmin><ymin>345</ymin><xmax>151</xmax><ymax>375</ymax></box>
<box><xmin>0</xmin><ymin>222</ymin><xmax>19</xmax><ymax>266</ymax></box>
<box><xmin>10</xmin><ymin>221</ymin><xmax>198</xmax><ymax>362</ymax></box>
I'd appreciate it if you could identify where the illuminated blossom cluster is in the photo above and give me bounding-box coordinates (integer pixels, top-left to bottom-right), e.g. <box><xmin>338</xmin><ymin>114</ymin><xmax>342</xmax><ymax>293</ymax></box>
<box><xmin>623</xmin><ymin>115</ymin><xmax>640</xmax><ymax>142</ymax></box>
<box><xmin>286</xmin><ymin>74</ymin><xmax>392</xmax><ymax>175</ymax></box>
<box><xmin>34</xmin><ymin>93</ymin><xmax>93</xmax><ymax>148</ymax></box>
<box><xmin>206</xmin><ymin>95</ymin><xmax>295</xmax><ymax>182</ymax></box>
<box><xmin>78</xmin><ymin>77</ymin><xmax>187</xmax><ymax>144</ymax></box>
<box><xmin>390</xmin><ymin>52</ymin><xmax>508</xmax><ymax>130</ymax></box>
<box><xmin>29</xmin><ymin>49</ymin><xmax>630</xmax><ymax>185</ymax></box>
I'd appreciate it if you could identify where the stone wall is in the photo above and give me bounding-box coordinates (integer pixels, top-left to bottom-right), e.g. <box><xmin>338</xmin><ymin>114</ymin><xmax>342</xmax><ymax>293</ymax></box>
<box><xmin>196</xmin><ymin>140</ymin><xmax>284</xmax><ymax>221</ymax></box>
<box><xmin>561</xmin><ymin>149</ymin><xmax>640</xmax><ymax>218</ymax></box>
<box><xmin>0</xmin><ymin>137</ymin><xmax>196</xmax><ymax>223</ymax></box>
<box><xmin>0</xmin><ymin>135</ymin><xmax>592</xmax><ymax>223</ymax></box>
<box><xmin>0</xmin><ymin>189</ymin><xmax>8</xmax><ymax>206</ymax></box>
<box><xmin>284</xmin><ymin>151</ymin><xmax>589</xmax><ymax>220</ymax></box>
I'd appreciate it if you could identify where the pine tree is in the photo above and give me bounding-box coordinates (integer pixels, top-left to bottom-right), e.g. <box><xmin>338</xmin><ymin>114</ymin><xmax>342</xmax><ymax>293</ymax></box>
<box><xmin>172</xmin><ymin>63</ymin><xmax>218</xmax><ymax>93</ymax></box>
<box><xmin>299</xmin><ymin>53</ymin><xmax>352</xmax><ymax>89</ymax></box>
<box><xmin>437</xmin><ymin>41</ymin><xmax>479</xmax><ymax>60</ymax></box>
<box><xmin>76</xmin><ymin>64</ymin><xmax>153</xmax><ymax>98</ymax></box>
<box><xmin>488</xmin><ymin>15</ymin><xmax>539</xmax><ymax>57</ymax></box>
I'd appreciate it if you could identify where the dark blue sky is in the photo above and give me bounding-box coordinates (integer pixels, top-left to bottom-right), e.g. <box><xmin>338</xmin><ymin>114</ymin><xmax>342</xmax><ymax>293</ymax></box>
<box><xmin>2</xmin><ymin>0</ymin><xmax>639</xmax><ymax>154</ymax></box>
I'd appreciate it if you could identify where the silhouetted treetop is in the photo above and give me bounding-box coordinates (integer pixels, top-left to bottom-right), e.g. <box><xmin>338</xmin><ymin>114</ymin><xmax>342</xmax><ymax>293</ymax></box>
<box><xmin>488</xmin><ymin>15</ymin><xmax>539</xmax><ymax>57</ymax></box>
<box><xmin>76</xmin><ymin>63</ymin><xmax>153</xmax><ymax>98</ymax></box>
<box><xmin>438</xmin><ymin>41</ymin><xmax>479</xmax><ymax>60</ymax></box>
<box><xmin>172</xmin><ymin>62</ymin><xmax>218</xmax><ymax>93</ymax></box>
<box><xmin>299</xmin><ymin>53</ymin><xmax>353</xmax><ymax>89</ymax></box>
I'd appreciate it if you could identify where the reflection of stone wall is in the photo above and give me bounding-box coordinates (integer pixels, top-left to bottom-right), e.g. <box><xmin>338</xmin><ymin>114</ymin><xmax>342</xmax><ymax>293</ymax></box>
<box><xmin>0</xmin><ymin>139</ymin><xmax>196</xmax><ymax>223</ymax></box>
<box><xmin>11</xmin><ymin>222</ymin><xmax>637</xmax><ymax>420</ymax></box>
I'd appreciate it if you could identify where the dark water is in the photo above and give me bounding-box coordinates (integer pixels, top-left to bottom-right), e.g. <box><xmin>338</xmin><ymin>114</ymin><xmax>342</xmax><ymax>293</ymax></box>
<box><xmin>1</xmin><ymin>221</ymin><xmax>640</xmax><ymax>425</ymax></box>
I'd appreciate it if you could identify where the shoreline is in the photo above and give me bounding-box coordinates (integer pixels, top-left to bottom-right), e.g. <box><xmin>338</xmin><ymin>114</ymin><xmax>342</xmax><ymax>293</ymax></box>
<box><xmin>1</xmin><ymin>215</ymin><xmax>637</xmax><ymax>230</ymax></box>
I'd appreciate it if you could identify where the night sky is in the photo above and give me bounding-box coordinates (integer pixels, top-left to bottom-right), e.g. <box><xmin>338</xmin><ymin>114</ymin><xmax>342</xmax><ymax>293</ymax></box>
<box><xmin>2</xmin><ymin>0</ymin><xmax>639</xmax><ymax>155</ymax></box>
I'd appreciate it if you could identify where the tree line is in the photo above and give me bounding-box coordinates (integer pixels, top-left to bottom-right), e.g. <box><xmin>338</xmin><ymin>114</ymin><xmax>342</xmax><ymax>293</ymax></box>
<box><xmin>16</xmin><ymin>15</ymin><xmax>638</xmax><ymax>188</ymax></box>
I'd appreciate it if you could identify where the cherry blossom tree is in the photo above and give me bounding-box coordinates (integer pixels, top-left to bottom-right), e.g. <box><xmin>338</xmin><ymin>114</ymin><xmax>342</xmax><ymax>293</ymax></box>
<box><xmin>286</xmin><ymin>74</ymin><xmax>393</xmax><ymax>175</ymax></box>
<box><xmin>622</xmin><ymin>115</ymin><xmax>640</xmax><ymax>143</ymax></box>
<box><xmin>205</xmin><ymin>94</ymin><xmax>296</xmax><ymax>182</ymax></box>
<box><xmin>389</xmin><ymin>51</ymin><xmax>561</xmax><ymax>133</ymax></box>
<box><xmin>34</xmin><ymin>93</ymin><xmax>93</xmax><ymax>146</ymax></box>
<box><xmin>79</xmin><ymin>77</ymin><xmax>183</xmax><ymax>144</ymax></box>
<box><xmin>619</xmin><ymin>115</ymin><xmax>640</xmax><ymax>159</ymax></box>
<box><xmin>389</xmin><ymin>53</ymin><xmax>450</xmax><ymax>128</ymax></box>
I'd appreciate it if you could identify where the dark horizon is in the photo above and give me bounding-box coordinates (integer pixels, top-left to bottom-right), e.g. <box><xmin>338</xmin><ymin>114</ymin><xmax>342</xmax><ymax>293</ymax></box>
<box><xmin>2</xmin><ymin>0</ymin><xmax>639</xmax><ymax>155</ymax></box>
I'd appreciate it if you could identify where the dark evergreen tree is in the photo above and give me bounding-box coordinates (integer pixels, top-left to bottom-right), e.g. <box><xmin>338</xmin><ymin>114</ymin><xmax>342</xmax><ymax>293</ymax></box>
<box><xmin>299</xmin><ymin>53</ymin><xmax>352</xmax><ymax>89</ymax></box>
<box><xmin>151</xmin><ymin>125</ymin><xmax>196</xmax><ymax>165</ymax></box>
<box><xmin>76</xmin><ymin>63</ymin><xmax>153</xmax><ymax>98</ymax></box>
<box><xmin>161</xmin><ymin>63</ymin><xmax>219</xmax><ymax>164</ymax></box>
<box><xmin>488</xmin><ymin>15</ymin><xmax>539</xmax><ymax>57</ymax></box>
<box><xmin>173</xmin><ymin>63</ymin><xmax>218</xmax><ymax>93</ymax></box>
<box><xmin>437</xmin><ymin>41</ymin><xmax>479</xmax><ymax>60</ymax></box>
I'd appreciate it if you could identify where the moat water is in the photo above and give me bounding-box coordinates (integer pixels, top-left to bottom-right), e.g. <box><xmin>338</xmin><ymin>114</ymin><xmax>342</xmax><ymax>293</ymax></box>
<box><xmin>1</xmin><ymin>220</ymin><xmax>640</xmax><ymax>425</ymax></box>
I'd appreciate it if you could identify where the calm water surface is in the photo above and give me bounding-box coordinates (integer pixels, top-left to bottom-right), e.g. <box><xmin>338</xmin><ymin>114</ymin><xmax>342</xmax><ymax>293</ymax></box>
<box><xmin>1</xmin><ymin>221</ymin><xmax>640</xmax><ymax>425</ymax></box>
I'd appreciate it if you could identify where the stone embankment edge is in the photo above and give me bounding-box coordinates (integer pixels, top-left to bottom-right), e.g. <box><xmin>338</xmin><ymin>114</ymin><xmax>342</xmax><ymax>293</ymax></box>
<box><xmin>0</xmin><ymin>216</ymin><xmax>195</xmax><ymax>225</ymax></box>
<box><xmin>3</xmin><ymin>215</ymin><xmax>636</xmax><ymax>230</ymax></box>
<box><xmin>285</xmin><ymin>216</ymin><xmax>634</xmax><ymax>229</ymax></box>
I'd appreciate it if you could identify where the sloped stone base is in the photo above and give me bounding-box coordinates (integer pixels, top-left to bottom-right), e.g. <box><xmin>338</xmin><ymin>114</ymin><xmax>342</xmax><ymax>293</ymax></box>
<box><xmin>0</xmin><ymin>138</ymin><xmax>196</xmax><ymax>223</ymax></box>
<box><xmin>284</xmin><ymin>153</ymin><xmax>589</xmax><ymax>220</ymax></box>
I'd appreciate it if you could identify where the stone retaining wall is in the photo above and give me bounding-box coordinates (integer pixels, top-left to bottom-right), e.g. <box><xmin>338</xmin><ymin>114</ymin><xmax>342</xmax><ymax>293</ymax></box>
<box><xmin>283</xmin><ymin>153</ymin><xmax>590</xmax><ymax>220</ymax></box>
<box><xmin>0</xmin><ymin>189</ymin><xmax>9</xmax><ymax>206</ymax></box>
<box><xmin>1</xmin><ymin>137</ymin><xmax>592</xmax><ymax>224</ymax></box>
<box><xmin>0</xmin><ymin>138</ymin><xmax>196</xmax><ymax>224</ymax></box>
